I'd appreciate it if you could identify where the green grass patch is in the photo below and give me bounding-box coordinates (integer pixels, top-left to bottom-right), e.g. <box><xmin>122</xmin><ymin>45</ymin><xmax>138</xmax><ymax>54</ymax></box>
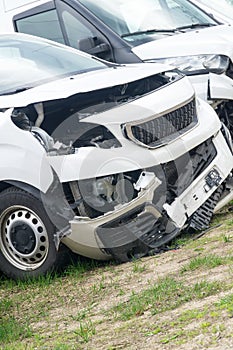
<box><xmin>170</xmin><ymin>232</ymin><xmax>194</xmax><ymax>248</ymax></box>
<box><xmin>132</xmin><ymin>259</ymin><xmax>147</xmax><ymax>273</ymax></box>
<box><xmin>112</xmin><ymin>277</ymin><xmax>224</xmax><ymax>321</ymax></box>
<box><xmin>74</xmin><ymin>319</ymin><xmax>96</xmax><ymax>343</ymax></box>
<box><xmin>0</xmin><ymin>316</ymin><xmax>32</xmax><ymax>344</ymax></box>
<box><xmin>62</xmin><ymin>256</ymin><xmax>110</xmax><ymax>281</ymax></box>
<box><xmin>181</xmin><ymin>254</ymin><xmax>227</xmax><ymax>273</ymax></box>
<box><xmin>177</xmin><ymin>308</ymin><xmax>208</xmax><ymax>323</ymax></box>
<box><xmin>221</xmin><ymin>233</ymin><xmax>233</xmax><ymax>243</ymax></box>
<box><xmin>216</xmin><ymin>293</ymin><xmax>233</xmax><ymax>316</ymax></box>
<box><xmin>0</xmin><ymin>298</ymin><xmax>13</xmax><ymax>314</ymax></box>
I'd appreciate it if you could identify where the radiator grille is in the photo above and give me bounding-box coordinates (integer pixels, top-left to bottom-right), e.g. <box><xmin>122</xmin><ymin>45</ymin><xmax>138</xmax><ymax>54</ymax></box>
<box><xmin>125</xmin><ymin>97</ymin><xmax>197</xmax><ymax>148</ymax></box>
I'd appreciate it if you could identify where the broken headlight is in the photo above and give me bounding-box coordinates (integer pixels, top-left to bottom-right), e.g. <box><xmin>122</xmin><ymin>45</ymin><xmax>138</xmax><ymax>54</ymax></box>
<box><xmin>146</xmin><ymin>55</ymin><xmax>229</xmax><ymax>75</ymax></box>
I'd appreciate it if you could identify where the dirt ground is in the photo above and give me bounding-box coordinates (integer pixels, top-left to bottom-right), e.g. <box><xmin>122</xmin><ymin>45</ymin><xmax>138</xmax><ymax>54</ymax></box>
<box><xmin>1</xmin><ymin>209</ymin><xmax>233</xmax><ymax>350</ymax></box>
<box><xmin>83</xmin><ymin>224</ymin><xmax>233</xmax><ymax>350</ymax></box>
<box><xmin>39</xmin><ymin>211</ymin><xmax>233</xmax><ymax>349</ymax></box>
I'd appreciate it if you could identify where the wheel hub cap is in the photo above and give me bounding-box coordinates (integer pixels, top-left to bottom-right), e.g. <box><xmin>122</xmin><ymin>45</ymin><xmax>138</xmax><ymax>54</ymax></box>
<box><xmin>0</xmin><ymin>207</ymin><xmax>49</xmax><ymax>270</ymax></box>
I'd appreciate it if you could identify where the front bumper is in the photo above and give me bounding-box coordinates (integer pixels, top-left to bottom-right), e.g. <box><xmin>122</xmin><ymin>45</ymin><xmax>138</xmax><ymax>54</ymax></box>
<box><xmin>63</xmin><ymin>128</ymin><xmax>233</xmax><ymax>261</ymax></box>
<box><xmin>62</xmin><ymin>172</ymin><xmax>162</xmax><ymax>260</ymax></box>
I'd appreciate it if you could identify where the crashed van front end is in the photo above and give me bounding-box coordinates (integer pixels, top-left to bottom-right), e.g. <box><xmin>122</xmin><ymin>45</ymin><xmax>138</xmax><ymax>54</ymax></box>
<box><xmin>0</xmin><ymin>58</ymin><xmax>232</xmax><ymax>278</ymax></box>
<box><xmin>63</xmin><ymin>131</ymin><xmax>232</xmax><ymax>263</ymax></box>
<box><xmin>59</xmin><ymin>101</ymin><xmax>232</xmax><ymax>262</ymax></box>
<box><xmin>35</xmin><ymin>71</ymin><xmax>233</xmax><ymax>263</ymax></box>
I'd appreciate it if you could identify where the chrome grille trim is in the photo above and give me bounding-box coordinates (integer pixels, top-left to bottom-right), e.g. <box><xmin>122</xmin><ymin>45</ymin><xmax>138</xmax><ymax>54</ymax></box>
<box><xmin>124</xmin><ymin>95</ymin><xmax>197</xmax><ymax>149</ymax></box>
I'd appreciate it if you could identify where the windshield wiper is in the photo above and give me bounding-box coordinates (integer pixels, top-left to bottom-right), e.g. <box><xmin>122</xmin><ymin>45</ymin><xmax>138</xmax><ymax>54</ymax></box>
<box><xmin>121</xmin><ymin>28</ymin><xmax>178</xmax><ymax>38</ymax></box>
<box><xmin>175</xmin><ymin>23</ymin><xmax>216</xmax><ymax>31</ymax></box>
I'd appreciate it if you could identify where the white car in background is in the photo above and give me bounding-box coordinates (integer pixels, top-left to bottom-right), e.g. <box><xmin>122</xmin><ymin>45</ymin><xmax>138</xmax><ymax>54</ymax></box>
<box><xmin>0</xmin><ymin>32</ymin><xmax>233</xmax><ymax>280</ymax></box>
<box><xmin>189</xmin><ymin>0</ymin><xmax>233</xmax><ymax>25</ymax></box>
<box><xmin>2</xmin><ymin>0</ymin><xmax>233</xmax><ymax>138</ymax></box>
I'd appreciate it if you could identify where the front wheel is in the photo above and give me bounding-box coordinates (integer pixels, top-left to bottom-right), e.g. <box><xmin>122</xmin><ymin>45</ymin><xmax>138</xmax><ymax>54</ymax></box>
<box><xmin>0</xmin><ymin>187</ymin><xmax>60</xmax><ymax>280</ymax></box>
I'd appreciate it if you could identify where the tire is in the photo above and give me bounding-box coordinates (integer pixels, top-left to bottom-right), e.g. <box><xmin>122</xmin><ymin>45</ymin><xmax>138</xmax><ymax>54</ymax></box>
<box><xmin>0</xmin><ymin>187</ymin><xmax>60</xmax><ymax>280</ymax></box>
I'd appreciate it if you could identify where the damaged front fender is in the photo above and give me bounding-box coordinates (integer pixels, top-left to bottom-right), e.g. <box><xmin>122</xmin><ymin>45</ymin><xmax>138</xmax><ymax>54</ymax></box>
<box><xmin>209</xmin><ymin>73</ymin><xmax>233</xmax><ymax>100</ymax></box>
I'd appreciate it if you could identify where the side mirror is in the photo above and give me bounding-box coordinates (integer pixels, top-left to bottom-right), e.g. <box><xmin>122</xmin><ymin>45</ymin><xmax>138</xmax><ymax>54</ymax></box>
<box><xmin>78</xmin><ymin>37</ymin><xmax>110</xmax><ymax>55</ymax></box>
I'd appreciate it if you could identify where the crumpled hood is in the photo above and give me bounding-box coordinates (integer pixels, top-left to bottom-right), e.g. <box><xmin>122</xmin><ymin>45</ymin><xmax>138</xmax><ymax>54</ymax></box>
<box><xmin>132</xmin><ymin>24</ymin><xmax>233</xmax><ymax>60</ymax></box>
<box><xmin>0</xmin><ymin>62</ymin><xmax>172</xmax><ymax>108</ymax></box>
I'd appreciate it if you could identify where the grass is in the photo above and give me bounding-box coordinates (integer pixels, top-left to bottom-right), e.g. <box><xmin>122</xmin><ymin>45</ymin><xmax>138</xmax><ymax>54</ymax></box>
<box><xmin>132</xmin><ymin>258</ymin><xmax>147</xmax><ymax>273</ymax></box>
<box><xmin>112</xmin><ymin>277</ymin><xmax>225</xmax><ymax>321</ymax></box>
<box><xmin>0</xmin><ymin>298</ymin><xmax>13</xmax><ymax>313</ymax></box>
<box><xmin>180</xmin><ymin>254</ymin><xmax>226</xmax><ymax>273</ymax></box>
<box><xmin>216</xmin><ymin>293</ymin><xmax>233</xmax><ymax>316</ymax></box>
<box><xmin>142</xmin><ymin>297</ymin><xmax>233</xmax><ymax>346</ymax></box>
<box><xmin>222</xmin><ymin>233</ymin><xmax>233</xmax><ymax>243</ymax></box>
<box><xmin>0</xmin><ymin>316</ymin><xmax>32</xmax><ymax>343</ymax></box>
<box><xmin>0</xmin><ymin>296</ymin><xmax>32</xmax><ymax>343</ymax></box>
<box><xmin>0</xmin><ymin>212</ymin><xmax>233</xmax><ymax>349</ymax></box>
<box><xmin>74</xmin><ymin>320</ymin><xmax>96</xmax><ymax>343</ymax></box>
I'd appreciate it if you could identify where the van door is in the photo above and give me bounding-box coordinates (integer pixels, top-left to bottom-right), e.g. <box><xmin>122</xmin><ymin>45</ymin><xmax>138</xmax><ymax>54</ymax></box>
<box><xmin>13</xmin><ymin>2</ymin><xmax>66</xmax><ymax>44</ymax></box>
<box><xmin>56</xmin><ymin>0</ymin><xmax>113</xmax><ymax>61</ymax></box>
<box><xmin>13</xmin><ymin>0</ymin><xmax>114</xmax><ymax>61</ymax></box>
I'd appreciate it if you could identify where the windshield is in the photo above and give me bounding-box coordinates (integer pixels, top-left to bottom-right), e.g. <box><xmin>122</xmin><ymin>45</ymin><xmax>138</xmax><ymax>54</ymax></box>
<box><xmin>195</xmin><ymin>0</ymin><xmax>233</xmax><ymax>21</ymax></box>
<box><xmin>0</xmin><ymin>34</ymin><xmax>107</xmax><ymax>95</ymax></box>
<box><xmin>79</xmin><ymin>0</ymin><xmax>217</xmax><ymax>45</ymax></box>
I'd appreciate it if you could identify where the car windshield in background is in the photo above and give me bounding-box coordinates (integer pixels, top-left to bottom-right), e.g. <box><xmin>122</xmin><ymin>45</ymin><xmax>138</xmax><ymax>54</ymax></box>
<box><xmin>79</xmin><ymin>0</ymin><xmax>217</xmax><ymax>45</ymax></box>
<box><xmin>0</xmin><ymin>35</ymin><xmax>107</xmax><ymax>95</ymax></box>
<box><xmin>195</xmin><ymin>0</ymin><xmax>233</xmax><ymax>21</ymax></box>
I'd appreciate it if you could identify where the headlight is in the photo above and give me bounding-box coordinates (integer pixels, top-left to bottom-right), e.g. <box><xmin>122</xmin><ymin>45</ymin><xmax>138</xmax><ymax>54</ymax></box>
<box><xmin>146</xmin><ymin>55</ymin><xmax>230</xmax><ymax>75</ymax></box>
<box><xmin>203</xmin><ymin>55</ymin><xmax>230</xmax><ymax>74</ymax></box>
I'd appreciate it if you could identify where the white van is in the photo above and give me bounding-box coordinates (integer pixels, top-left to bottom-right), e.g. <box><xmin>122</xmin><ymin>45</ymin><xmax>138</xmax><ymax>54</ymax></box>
<box><xmin>1</xmin><ymin>32</ymin><xmax>233</xmax><ymax>280</ymax></box>
<box><xmin>1</xmin><ymin>0</ymin><xmax>233</xmax><ymax>138</ymax></box>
